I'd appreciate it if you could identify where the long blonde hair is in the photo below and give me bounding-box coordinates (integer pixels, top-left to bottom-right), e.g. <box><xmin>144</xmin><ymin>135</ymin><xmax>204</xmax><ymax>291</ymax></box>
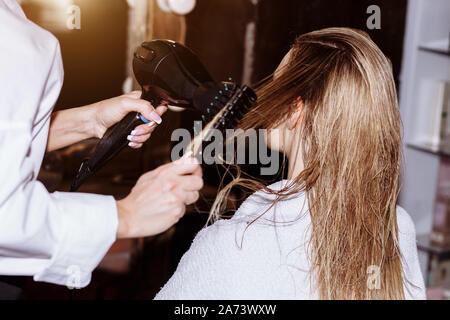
<box><xmin>192</xmin><ymin>27</ymin><xmax>405</xmax><ymax>299</ymax></box>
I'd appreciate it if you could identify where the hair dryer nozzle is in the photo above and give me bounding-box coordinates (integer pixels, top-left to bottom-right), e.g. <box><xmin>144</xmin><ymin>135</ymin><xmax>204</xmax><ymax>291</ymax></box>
<box><xmin>133</xmin><ymin>40</ymin><xmax>215</xmax><ymax>110</ymax></box>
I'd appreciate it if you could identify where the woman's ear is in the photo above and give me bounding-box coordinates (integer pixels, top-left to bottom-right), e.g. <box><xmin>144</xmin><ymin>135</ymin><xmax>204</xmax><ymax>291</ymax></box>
<box><xmin>288</xmin><ymin>97</ymin><xmax>303</xmax><ymax>130</ymax></box>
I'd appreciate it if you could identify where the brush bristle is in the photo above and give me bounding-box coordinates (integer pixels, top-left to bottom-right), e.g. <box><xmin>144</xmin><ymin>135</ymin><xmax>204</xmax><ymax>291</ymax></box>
<box><xmin>213</xmin><ymin>85</ymin><xmax>257</xmax><ymax>131</ymax></box>
<box><xmin>192</xmin><ymin>85</ymin><xmax>257</xmax><ymax>160</ymax></box>
<box><xmin>193</xmin><ymin>81</ymin><xmax>239</xmax><ymax>123</ymax></box>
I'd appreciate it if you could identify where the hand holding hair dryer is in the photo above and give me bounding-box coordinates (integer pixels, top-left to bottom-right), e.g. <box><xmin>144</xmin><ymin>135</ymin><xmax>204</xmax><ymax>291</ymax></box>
<box><xmin>70</xmin><ymin>40</ymin><xmax>256</xmax><ymax>191</ymax></box>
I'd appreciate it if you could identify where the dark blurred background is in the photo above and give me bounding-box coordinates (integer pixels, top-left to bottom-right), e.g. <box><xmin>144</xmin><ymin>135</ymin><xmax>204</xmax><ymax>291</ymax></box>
<box><xmin>24</xmin><ymin>0</ymin><xmax>407</xmax><ymax>109</ymax></box>
<box><xmin>5</xmin><ymin>0</ymin><xmax>409</xmax><ymax>299</ymax></box>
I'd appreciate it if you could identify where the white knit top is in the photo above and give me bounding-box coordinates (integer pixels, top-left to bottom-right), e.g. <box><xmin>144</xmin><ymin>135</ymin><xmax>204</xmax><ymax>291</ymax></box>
<box><xmin>155</xmin><ymin>180</ymin><xmax>426</xmax><ymax>300</ymax></box>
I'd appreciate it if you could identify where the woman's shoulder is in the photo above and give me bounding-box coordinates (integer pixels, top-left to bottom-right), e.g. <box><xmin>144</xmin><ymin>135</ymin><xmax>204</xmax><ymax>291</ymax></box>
<box><xmin>395</xmin><ymin>205</ymin><xmax>426</xmax><ymax>299</ymax></box>
<box><xmin>186</xmin><ymin>179</ymin><xmax>310</xmax><ymax>259</ymax></box>
<box><xmin>396</xmin><ymin>205</ymin><xmax>417</xmax><ymax>238</ymax></box>
<box><xmin>1</xmin><ymin>2</ymin><xmax>59</xmax><ymax>53</ymax></box>
<box><xmin>193</xmin><ymin>219</ymin><xmax>236</xmax><ymax>245</ymax></box>
<box><xmin>189</xmin><ymin>182</ymin><xmax>311</xmax><ymax>259</ymax></box>
<box><xmin>232</xmin><ymin>180</ymin><xmax>310</xmax><ymax>225</ymax></box>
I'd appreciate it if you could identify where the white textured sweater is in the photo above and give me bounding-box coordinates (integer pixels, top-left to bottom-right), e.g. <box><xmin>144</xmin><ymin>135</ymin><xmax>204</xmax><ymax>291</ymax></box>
<box><xmin>155</xmin><ymin>180</ymin><xmax>426</xmax><ymax>300</ymax></box>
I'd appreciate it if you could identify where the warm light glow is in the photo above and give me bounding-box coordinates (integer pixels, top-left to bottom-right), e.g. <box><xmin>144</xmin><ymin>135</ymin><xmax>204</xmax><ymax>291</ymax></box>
<box><xmin>19</xmin><ymin>0</ymin><xmax>76</xmax><ymax>32</ymax></box>
<box><xmin>157</xmin><ymin>0</ymin><xmax>196</xmax><ymax>15</ymax></box>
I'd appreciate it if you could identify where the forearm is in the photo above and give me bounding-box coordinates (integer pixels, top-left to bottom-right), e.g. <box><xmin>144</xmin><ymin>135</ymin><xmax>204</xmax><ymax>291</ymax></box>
<box><xmin>47</xmin><ymin>104</ymin><xmax>97</xmax><ymax>152</ymax></box>
<box><xmin>47</xmin><ymin>92</ymin><xmax>166</xmax><ymax>152</ymax></box>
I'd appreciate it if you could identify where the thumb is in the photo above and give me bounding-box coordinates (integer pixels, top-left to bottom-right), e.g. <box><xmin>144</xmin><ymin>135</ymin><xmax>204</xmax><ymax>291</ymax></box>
<box><xmin>126</xmin><ymin>99</ymin><xmax>163</xmax><ymax>124</ymax></box>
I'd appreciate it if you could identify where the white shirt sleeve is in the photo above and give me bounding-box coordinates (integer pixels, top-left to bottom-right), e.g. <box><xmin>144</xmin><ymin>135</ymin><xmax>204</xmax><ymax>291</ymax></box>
<box><xmin>0</xmin><ymin>0</ymin><xmax>118</xmax><ymax>288</ymax></box>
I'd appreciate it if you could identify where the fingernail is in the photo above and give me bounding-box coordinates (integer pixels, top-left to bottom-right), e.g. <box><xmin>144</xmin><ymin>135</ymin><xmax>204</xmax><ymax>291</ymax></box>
<box><xmin>182</xmin><ymin>150</ymin><xmax>193</xmax><ymax>159</ymax></box>
<box><xmin>128</xmin><ymin>142</ymin><xmax>139</xmax><ymax>147</ymax></box>
<box><xmin>127</xmin><ymin>135</ymin><xmax>140</xmax><ymax>142</ymax></box>
<box><xmin>149</xmin><ymin>111</ymin><xmax>162</xmax><ymax>124</ymax></box>
<box><xmin>131</xmin><ymin>129</ymin><xmax>145</xmax><ymax>136</ymax></box>
<box><xmin>148</xmin><ymin>121</ymin><xmax>156</xmax><ymax>128</ymax></box>
<box><xmin>181</xmin><ymin>153</ymin><xmax>198</xmax><ymax>164</ymax></box>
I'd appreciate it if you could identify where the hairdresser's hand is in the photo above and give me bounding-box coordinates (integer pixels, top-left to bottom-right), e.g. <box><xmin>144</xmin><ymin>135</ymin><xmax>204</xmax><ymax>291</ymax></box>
<box><xmin>92</xmin><ymin>91</ymin><xmax>168</xmax><ymax>149</ymax></box>
<box><xmin>115</xmin><ymin>155</ymin><xmax>203</xmax><ymax>239</ymax></box>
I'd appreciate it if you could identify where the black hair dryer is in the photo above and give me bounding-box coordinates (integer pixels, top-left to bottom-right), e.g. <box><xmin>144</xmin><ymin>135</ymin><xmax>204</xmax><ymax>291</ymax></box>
<box><xmin>70</xmin><ymin>40</ymin><xmax>246</xmax><ymax>191</ymax></box>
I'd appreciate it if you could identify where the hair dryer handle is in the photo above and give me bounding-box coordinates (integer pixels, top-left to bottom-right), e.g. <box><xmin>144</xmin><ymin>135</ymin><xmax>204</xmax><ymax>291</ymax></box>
<box><xmin>70</xmin><ymin>112</ymin><xmax>145</xmax><ymax>191</ymax></box>
<box><xmin>139</xmin><ymin>88</ymin><xmax>164</xmax><ymax>124</ymax></box>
